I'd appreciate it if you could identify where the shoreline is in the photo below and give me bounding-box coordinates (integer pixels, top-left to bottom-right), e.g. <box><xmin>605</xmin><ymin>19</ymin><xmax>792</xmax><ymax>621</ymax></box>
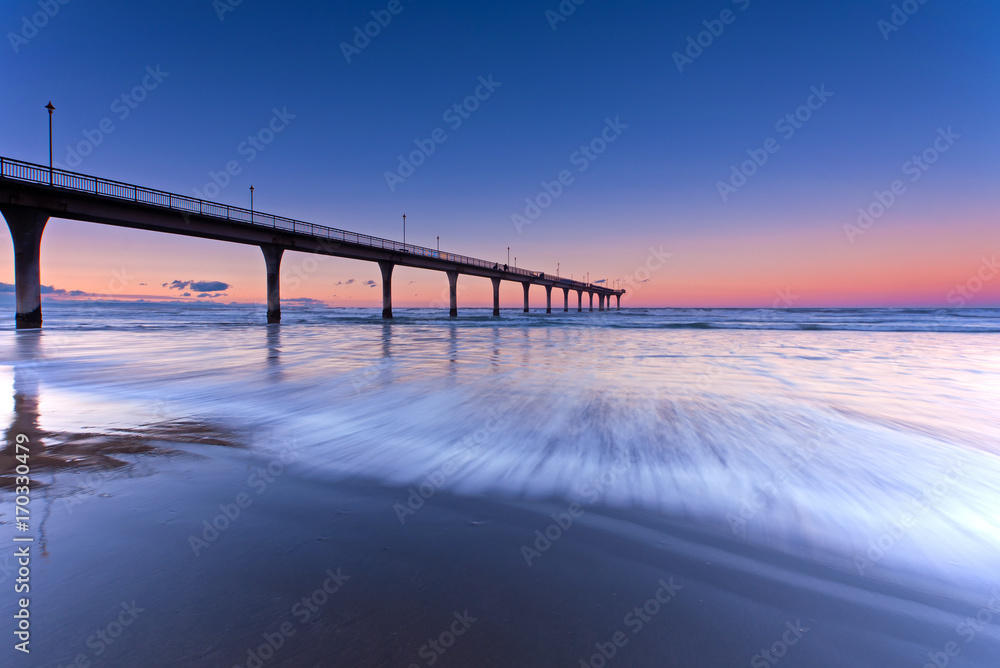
<box><xmin>3</xmin><ymin>440</ymin><xmax>998</xmax><ymax>667</ymax></box>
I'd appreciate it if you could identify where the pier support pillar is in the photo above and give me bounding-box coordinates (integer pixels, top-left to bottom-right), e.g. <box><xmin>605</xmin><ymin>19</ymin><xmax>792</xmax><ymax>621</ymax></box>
<box><xmin>616</xmin><ymin>294</ymin><xmax>621</xmax><ymax>310</ymax></box>
<box><xmin>577</xmin><ymin>290</ymin><xmax>582</xmax><ymax>312</ymax></box>
<box><xmin>599</xmin><ymin>294</ymin><xmax>605</xmax><ymax>311</ymax></box>
<box><xmin>562</xmin><ymin>288</ymin><xmax>569</xmax><ymax>312</ymax></box>
<box><xmin>522</xmin><ymin>283</ymin><xmax>530</xmax><ymax>313</ymax></box>
<box><xmin>260</xmin><ymin>244</ymin><xmax>284</xmax><ymax>324</ymax></box>
<box><xmin>447</xmin><ymin>270</ymin><xmax>458</xmax><ymax>317</ymax></box>
<box><xmin>3</xmin><ymin>208</ymin><xmax>49</xmax><ymax>329</ymax></box>
<box><xmin>588</xmin><ymin>292</ymin><xmax>594</xmax><ymax>312</ymax></box>
<box><xmin>545</xmin><ymin>285</ymin><xmax>552</xmax><ymax>314</ymax></box>
<box><xmin>491</xmin><ymin>277</ymin><xmax>501</xmax><ymax>316</ymax></box>
<box><xmin>379</xmin><ymin>261</ymin><xmax>394</xmax><ymax>319</ymax></box>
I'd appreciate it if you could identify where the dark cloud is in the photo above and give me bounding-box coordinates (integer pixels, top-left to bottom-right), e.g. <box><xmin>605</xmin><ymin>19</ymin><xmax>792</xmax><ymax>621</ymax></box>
<box><xmin>334</xmin><ymin>278</ymin><xmax>357</xmax><ymax>286</ymax></box>
<box><xmin>192</xmin><ymin>281</ymin><xmax>230</xmax><ymax>292</ymax></box>
<box><xmin>2</xmin><ymin>282</ymin><xmax>90</xmax><ymax>297</ymax></box>
<box><xmin>286</xmin><ymin>297</ymin><xmax>326</xmax><ymax>304</ymax></box>
<box><xmin>364</xmin><ymin>280</ymin><xmax>377</xmax><ymax>288</ymax></box>
<box><xmin>182</xmin><ymin>292</ymin><xmax>191</xmax><ymax>297</ymax></box>
<box><xmin>167</xmin><ymin>280</ymin><xmax>231</xmax><ymax>292</ymax></box>
<box><xmin>196</xmin><ymin>293</ymin><xmax>211</xmax><ymax>298</ymax></box>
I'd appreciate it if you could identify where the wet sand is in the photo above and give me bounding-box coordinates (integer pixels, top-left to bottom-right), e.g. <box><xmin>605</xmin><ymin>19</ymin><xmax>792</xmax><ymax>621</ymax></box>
<box><xmin>3</xmin><ymin>311</ymin><xmax>1000</xmax><ymax>666</ymax></box>
<box><xmin>4</xmin><ymin>440</ymin><xmax>999</xmax><ymax>667</ymax></box>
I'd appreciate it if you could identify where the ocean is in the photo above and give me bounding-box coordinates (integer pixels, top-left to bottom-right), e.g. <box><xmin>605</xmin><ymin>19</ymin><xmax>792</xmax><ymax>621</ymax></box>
<box><xmin>2</xmin><ymin>303</ymin><xmax>999</xmax><ymax>667</ymax></box>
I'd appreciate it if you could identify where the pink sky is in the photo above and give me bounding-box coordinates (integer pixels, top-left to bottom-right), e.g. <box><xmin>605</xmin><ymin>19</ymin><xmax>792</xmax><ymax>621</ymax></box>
<box><xmin>2</xmin><ymin>214</ymin><xmax>998</xmax><ymax>309</ymax></box>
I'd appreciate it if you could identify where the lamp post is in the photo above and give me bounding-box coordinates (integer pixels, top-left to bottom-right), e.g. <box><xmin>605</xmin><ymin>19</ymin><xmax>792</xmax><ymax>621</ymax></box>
<box><xmin>249</xmin><ymin>185</ymin><xmax>254</xmax><ymax>221</ymax></box>
<box><xmin>402</xmin><ymin>214</ymin><xmax>406</xmax><ymax>245</ymax></box>
<box><xmin>45</xmin><ymin>101</ymin><xmax>55</xmax><ymax>185</ymax></box>
<box><xmin>557</xmin><ymin>262</ymin><xmax>560</xmax><ymax>277</ymax></box>
<box><xmin>437</xmin><ymin>235</ymin><xmax>439</xmax><ymax>252</ymax></box>
<box><xmin>507</xmin><ymin>246</ymin><xmax>510</xmax><ymax>266</ymax></box>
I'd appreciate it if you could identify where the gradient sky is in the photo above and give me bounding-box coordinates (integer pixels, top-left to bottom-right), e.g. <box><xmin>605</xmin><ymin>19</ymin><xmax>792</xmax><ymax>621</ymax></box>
<box><xmin>1</xmin><ymin>0</ymin><xmax>998</xmax><ymax>308</ymax></box>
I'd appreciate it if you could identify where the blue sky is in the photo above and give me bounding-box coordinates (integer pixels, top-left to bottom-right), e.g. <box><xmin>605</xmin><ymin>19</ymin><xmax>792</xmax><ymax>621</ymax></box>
<box><xmin>2</xmin><ymin>0</ymin><xmax>999</xmax><ymax>306</ymax></box>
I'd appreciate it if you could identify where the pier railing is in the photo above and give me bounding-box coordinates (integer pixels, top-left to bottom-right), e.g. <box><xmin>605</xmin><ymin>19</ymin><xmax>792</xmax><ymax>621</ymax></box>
<box><xmin>0</xmin><ymin>156</ymin><xmax>606</xmax><ymax>292</ymax></box>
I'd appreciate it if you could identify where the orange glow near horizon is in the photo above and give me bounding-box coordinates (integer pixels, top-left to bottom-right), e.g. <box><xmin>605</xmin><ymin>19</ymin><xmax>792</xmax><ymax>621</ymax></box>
<box><xmin>1</xmin><ymin>216</ymin><xmax>998</xmax><ymax>309</ymax></box>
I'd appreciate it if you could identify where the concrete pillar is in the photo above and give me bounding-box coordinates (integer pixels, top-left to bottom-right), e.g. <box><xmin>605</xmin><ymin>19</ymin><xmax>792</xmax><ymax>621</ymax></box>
<box><xmin>589</xmin><ymin>292</ymin><xmax>594</xmax><ymax>312</ymax></box>
<box><xmin>522</xmin><ymin>282</ymin><xmax>530</xmax><ymax>313</ymax></box>
<box><xmin>562</xmin><ymin>287</ymin><xmax>569</xmax><ymax>312</ymax></box>
<box><xmin>599</xmin><ymin>294</ymin><xmax>605</xmax><ymax>311</ymax></box>
<box><xmin>260</xmin><ymin>244</ymin><xmax>284</xmax><ymax>324</ymax></box>
<box><xmin>545</xmin><ymin>285</ymin><xmax>552</xmax><ymax>314</ymax></box>
<box><xmin>491</xmin><ymin>277</ymin><xmax>501</xmax><ymax>316</ymax></box>
<box><xmin>577</xmin><ymin>290</ymin><xmax>582</xmax><ymax>312</ymax></box>
<box><xmin>2</xmin><ymin>208</ymin><xmax>49</xmax><ymax>329</ymax></box>
<box><xmin>447</xmin><ymin>270</ymin><xmax>458</xmax><ymax>317</ymax></box>
<box><xmin>616</xmin><ymin>294</ymin><xmax>621</xmax><ymax>310</ymax></box>
<box><xmin>379</xmin><ymin>261</ymin><xmax>394</xmax><ymax>319</ymax></box>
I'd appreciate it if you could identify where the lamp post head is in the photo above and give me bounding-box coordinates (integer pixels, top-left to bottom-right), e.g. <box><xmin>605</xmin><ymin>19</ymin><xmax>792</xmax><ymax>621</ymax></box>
<box><xmin>45</xmin><ymin>101</ymin><xmax>55</xmax><ymax>113</ymax></box>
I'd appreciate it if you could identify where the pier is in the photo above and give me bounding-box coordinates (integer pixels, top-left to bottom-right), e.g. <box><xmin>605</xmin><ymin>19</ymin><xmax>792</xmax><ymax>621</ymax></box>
<box><xmin>0</xmin><ymin>157</ymin><xmax>623</xmax><ymax>328</ymax></box>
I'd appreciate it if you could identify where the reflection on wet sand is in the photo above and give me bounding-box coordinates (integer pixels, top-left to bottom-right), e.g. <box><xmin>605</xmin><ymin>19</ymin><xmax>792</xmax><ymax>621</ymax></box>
<box><xmin>1</xmin><ymin>332</ymin><xmax>245</xmax><ymax>494</ymax></box>
<box><xmin>266</xmin><ymin>323</ymin><xmax>281</xmax><ymax>366</ymax></box>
